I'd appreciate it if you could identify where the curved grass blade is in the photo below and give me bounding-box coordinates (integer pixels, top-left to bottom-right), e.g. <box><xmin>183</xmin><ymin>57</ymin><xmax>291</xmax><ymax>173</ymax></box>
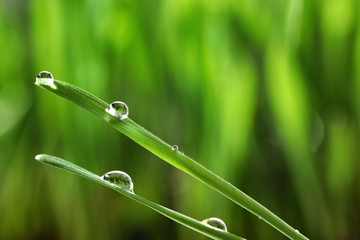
<box><xmin>35</xmin><ymin>154</ymin><xmax>245</xmax><ymax>240</ymax></box>
<box><xmin>36</xmin><ymin>80</ymin><xmax>308</xmax><ymax>240</ymax></box>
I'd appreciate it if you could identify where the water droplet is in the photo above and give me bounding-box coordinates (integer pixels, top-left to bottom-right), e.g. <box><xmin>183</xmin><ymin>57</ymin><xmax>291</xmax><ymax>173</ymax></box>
<box><xmin>258</xmin><ymin>216</ymin><xmax>262</xmax><ymax>220</ymax></box>
<box><xmin>172</xmin><ymin>145</ymin><xmax>179</xmax><ymax>151</ymax></box>
<box><xmin>295</xmin><ymin>229</ymin><xmax>300</xmax><ymax>234</ymax></box>
<box><xmin>102</xmin><ymin>170</ymin><xmax>134</xmax><ymax>192</ymax></box>
<box><xmin>106</xmin><ymin>101</ymin><xmax>129</xmax><ymax>120</ymax></box>
<box><xmin>202</xmin><ymin>217</ymin><xmax>227</xmax><ymax>232</ymax></box>
<box><xmin>35</xmin><ymin>71</ymin><xmax>54</xmax><ymax>86</ymax></box>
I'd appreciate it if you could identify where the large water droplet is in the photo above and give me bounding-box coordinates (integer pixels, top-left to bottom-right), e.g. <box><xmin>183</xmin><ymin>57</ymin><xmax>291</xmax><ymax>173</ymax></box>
<box><xmin>105</xmin><ymin>101</ymin><xmax>129</xmax><ymax>120</ymax></box>
<box><xmin>102</xmin><ymin>170</ymin><xmax>134</xmax><ymax>192</ymax></box>
<box><xmin>35</xmin><ymin>71</ymin><xmax>54</xmax><ymax>86</ymax></box>
<box><xmin>202</xmin><ymin>217</ymin><xmax>227</xmax><ymax>232</ymax></box>
<box><xmin>172</xmin><ymin>145</ymin><xmax>179</xmax><ymax>151</ymax></box>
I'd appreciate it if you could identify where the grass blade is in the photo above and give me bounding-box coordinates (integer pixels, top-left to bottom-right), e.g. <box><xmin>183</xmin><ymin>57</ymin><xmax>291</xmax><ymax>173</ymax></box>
<box><xmin>35</xmin><ymin>154</ymin><xmax>245</xmax><ymax>240</ymax></box>
<box><xmin>36</xmin><ymin>80</ymin><xmax>308</xmax><ymax>240</ymax></box>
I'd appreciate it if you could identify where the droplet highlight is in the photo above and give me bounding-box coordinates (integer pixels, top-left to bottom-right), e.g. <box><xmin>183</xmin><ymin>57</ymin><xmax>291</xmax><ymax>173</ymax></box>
<box><xmin>35</xmin><ymin>71</ymin><xmax>54</xmax><ymax>86</ymax></box>
<box><xmin>102</xmin><ymin>170</ymin><xmax>134</xmax><ymax>192</ymax></box>
<box><xmin>202</xmin><ymin>217</ymin><xmax>227</xmax><ymax>232</ymax></box>
<box><xmin>106</xmin><ymin>101</ymin><xmax>129</xmax><ymax>120</ymax></box>
<box><xmin>295</xmin><ymin>229</ymin><xmax>300</xmax><ymax>234</ymax></box>
<box><xmin>172</xmin><ymin>145</ymin><xmax>179</xmax><ymax>151</ymax></box>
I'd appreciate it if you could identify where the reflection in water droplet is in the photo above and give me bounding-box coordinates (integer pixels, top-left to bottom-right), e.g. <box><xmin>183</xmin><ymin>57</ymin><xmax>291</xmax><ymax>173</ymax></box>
<box><xmin>35</xmin><ymin>71</ymin><xmax>54</xmax><ymax>86</ymax></box>
<box><xmin>202</xmin><ymin>217</ymin><xmax>227</xmax><ymax>232</ymax></box>
<box><xmin>102</xmin><ymin>170</ymin><xmax>134</xmax><ymax>192</ymax></box>
<box><xmin>172</xmin><ymin>145</ymin><xmax>179</xmax><ymax>151</ymax></box>
<box><xmin>106</xmin><ymin>101</ymin><xmax>129</xmax><ymax>120</ymax></box>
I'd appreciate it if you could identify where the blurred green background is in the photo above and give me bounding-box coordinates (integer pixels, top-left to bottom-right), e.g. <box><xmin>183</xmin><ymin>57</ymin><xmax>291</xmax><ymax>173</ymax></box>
<box><xmin>0</xmin><ymin>0</ymin><xmax>359</xmax><ymax>239</ymax></box>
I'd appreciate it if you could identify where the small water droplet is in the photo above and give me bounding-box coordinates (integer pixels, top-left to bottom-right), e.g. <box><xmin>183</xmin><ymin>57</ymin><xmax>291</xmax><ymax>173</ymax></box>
<box><xmin>172</xmin><ymin>145</ymin><xmax>179</xmax><ymax>151</ymax></box>
<box><xmin>102</xmin><ymin>170</ymin><xmax>134</xmax><ymax>192</ymax></box>
<box><xmin>295</xmin><ymin>229</ymin><xmax>300</xmax><ymax>234</ymax></box>
<box><xmin>106</xmin><ymin>101</ymin><xmax>129</xmax><ymax>120</ymax></box>
<box><xmin>258</xmin><ymin>216</ymin><xmax>262</xmax><ymax>220</ymax></box>
<box><xmin>202</xmin><ymin>217</ymin><xmax>227</xmax><ymax>232</ymax></box>
<box><xmin>35</xmin><ymin>71</ymin><xmax>54</xmax><ymax>86</ymax></box>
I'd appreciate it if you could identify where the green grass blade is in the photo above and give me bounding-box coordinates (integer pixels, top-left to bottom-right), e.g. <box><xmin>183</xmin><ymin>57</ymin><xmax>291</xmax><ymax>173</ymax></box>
<box><xmin>36</xmin><ymin>80</ymin><xmax>308</xmax><ymax>240</ymax></box>
<box><xmin>35</xmin><ymin>154</ymin><xmax>245</xmax><ymax>240</ymax></box>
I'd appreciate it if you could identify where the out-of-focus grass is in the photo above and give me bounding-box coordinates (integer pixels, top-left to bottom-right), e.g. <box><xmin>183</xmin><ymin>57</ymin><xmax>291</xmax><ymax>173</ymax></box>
<box><xmin>0</xmin><ymin>0</ymin><xmax>359</xmax><ymax>239</ymax></box>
